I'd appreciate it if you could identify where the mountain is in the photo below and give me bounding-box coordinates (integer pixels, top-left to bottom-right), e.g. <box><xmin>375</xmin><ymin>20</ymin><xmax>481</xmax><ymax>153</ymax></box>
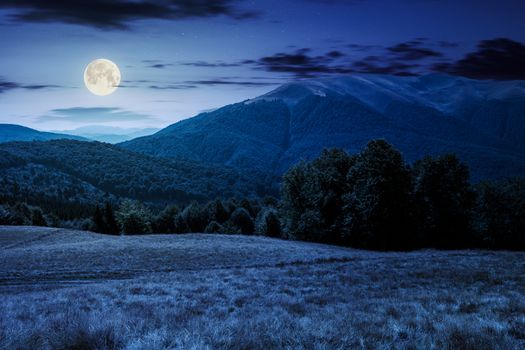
<box><xmin>52</xmin><ymin>126</ymin><xmax>160</xmax><ymax>144</ymax></box>
<box><xmin>0</xmin><ymin>140</ymin><xmax>269</xmax><ymax>213</ymax></box>
<box><xmin>0</xmin><ymin>124</ymin><xmax>86</xmax><ymax>143</ymax></box>
<box><xmin>120</xmin><ymin>74</ymin><xmax>525</xmax><ymax>181</ymax></box>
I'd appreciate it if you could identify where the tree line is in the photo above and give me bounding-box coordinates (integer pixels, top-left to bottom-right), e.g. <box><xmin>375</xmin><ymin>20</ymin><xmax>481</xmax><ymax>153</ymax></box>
<box><xmin>1</xmin><ymin>139</ymin><xmax>524</xmax><ymax>251</ymax></box>
<box><xmin>281</xmin><ymin>140</ymin><xmax>525</xmax><ymax>250</ymax></box>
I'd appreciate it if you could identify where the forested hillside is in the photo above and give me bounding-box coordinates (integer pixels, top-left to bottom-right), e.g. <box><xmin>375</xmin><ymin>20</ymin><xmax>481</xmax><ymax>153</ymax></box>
<box><xmin>0</xmin><ymin>140</ymin><xmax>271</xmax><ymax>218</ymax></box>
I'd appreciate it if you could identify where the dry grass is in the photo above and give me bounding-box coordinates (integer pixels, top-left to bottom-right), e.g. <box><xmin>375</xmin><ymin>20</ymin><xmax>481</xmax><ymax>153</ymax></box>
<box><xmin>0</xmin><ymin>226</ymin><xmax>524</xmax><ymax>349</ymax></box>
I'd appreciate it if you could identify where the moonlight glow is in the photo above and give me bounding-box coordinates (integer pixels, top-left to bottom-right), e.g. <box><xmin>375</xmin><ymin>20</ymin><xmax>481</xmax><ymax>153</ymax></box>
<box><xmin>83</xmin><ymin>59</ymin><xmax>121</xmax><ymax>96</ymax></box>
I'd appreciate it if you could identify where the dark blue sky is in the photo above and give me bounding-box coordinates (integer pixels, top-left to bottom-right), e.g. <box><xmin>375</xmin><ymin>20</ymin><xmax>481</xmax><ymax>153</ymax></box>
<box><xmin>1</xmin><ymin>0</ymin><xmax>524</xmax><ymax>130</ymax></box>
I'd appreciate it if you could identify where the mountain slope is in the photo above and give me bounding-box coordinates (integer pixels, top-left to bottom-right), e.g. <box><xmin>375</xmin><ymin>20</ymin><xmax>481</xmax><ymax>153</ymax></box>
<box><xmin>121</xmin><ymin>74</ymin><xmax>525</xmax><ymax>181</ymax></box>
<box><xmin>0</xmin><ymin>124</ymin><xmax>86</xmax><ymax>143</ymax></box>
<box><xmin>0</xmin><ymin>140</ymin><xmax>268</xmax><ymax>209</ymax></box>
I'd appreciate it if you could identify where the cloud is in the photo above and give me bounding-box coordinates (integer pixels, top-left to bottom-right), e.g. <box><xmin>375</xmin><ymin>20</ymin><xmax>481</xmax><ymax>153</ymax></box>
<box><xmin>121</xmin><ymin>77</ymin><xmax>278</xmax><ymax>89</ymax></box>
<box><xmin>0</xmin><ymin>77</ymin><xmax>61</xmax><ymax>93</ymax></box>
<box><xmin>185</xmin><ymin>79</ymin><xmax>279</xmax><ymax>86</ymax></box>
<box><xmin>148</xmin><ymin>63</ymin><xmax>175</xmax><ymax>69</ymax></box>
<box><xmin>0</xmin><ymin>0</ymin><xmax>257</xmax><ymax>30</ymax></box>
<box><xmin>248</xmin><ymin>48</ymin><xmax>353</xmax><ymax>77</ymax></box>
<box><xmin>387</xmin><ymin>40</ymin><xmax>442</xmax><ymax>61</ymax></box>
<box><xmin>181</xmin><ymin>61</ymin><xmax>243</xmax><ymax>68</ymax></box>
<box><xmin>438</xmin><ymin>41</ymin><xmax>459</xmax><ymax>48</ymax></box>
<box><xmin>435</xmin><ymin>38</ymin><xmax>525</xmax><ymax>80</ymax></box>
<box><xmin>36</xmin><ymin>107</ymin><xmax>156</xmax><ymax>123</ymax></box>
<box><xmin>148</xmin><ymin>84</ymin><xmax>198</xmax><ymax>90</ymax></box>
<box><xmin>0</xmin><ymin>79</ymin><xmax>19</xmax><ymax>93</ymax></box>
<box><xmin>347</xmin><ymin>43</ymin><xmax>379</xmax><ymax>51</ymax></box>
<box><xmin>351</xmin><ymin>58</ymin><xmax>420</xmax><ymax>76</ymax></box>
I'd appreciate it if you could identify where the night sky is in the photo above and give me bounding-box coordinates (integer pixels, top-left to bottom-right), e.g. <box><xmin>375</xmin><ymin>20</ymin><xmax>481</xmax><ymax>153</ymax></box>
<box><xmin>1</xmin><ymin>0</ymin><xmax>525</xmax><ymax>131</ymax></box>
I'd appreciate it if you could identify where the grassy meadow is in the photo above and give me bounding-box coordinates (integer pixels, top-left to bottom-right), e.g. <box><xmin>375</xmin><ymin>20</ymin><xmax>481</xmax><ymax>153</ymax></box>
<box><xmin>0</xmin><ymin>226</ymin><xmax>524</xmax><ymax>349</ymax></box>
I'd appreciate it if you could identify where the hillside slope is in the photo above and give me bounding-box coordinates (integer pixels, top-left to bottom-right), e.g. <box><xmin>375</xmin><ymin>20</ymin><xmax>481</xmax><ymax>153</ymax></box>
<box><xmin>121</xmin><ymin>74</ymin><xmax>525</xmax><ymax>180</ymax></box>
<box><xmin>0</xmin><ymin>140</ymin><xmax>268</xmax><ymax>208</ymax></box>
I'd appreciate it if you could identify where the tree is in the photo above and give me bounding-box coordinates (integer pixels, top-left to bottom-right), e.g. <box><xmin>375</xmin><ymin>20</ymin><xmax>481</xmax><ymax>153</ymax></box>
<box><xmin>343</xmin><ymin>140</ymin><xmax>415</xmax><ymax>250</ymax></box>
<box><xmin>116</xmin><ymin>200</ymin><xmax>152</xmax><ymax>235</ymax></box>
<box><xmin>11</xmin><ymin>202</ymin><xmax>32</xmax><ymax>225</ymax></box>
<box><xmin>280</xmin><ymin>161</ymin><xmax>321</xmax><ymax>241</ymax></box>
<box><xmin>280</xmin><ymin>148</ymin><xmax>355</xmax><ymax>243</ymax></box>
<box><xmin>104</xmin><ymin>202</ymin><xmax>120</xmax><ymax>235</ymax></box>
<box><xmin>255</xmin><ymin>208</ymin><xmax>281</xmax><ymax>237</ymax></box>
<box><xmin>230</xmin><ymin>208</ymin><xmax>255</xmax><ymax>234</ymax></box>
<box><xmin>152</xmin><ymin>205</ymin><xmax>180</xmax><ymax>233</ymax></box>
<box><xmin>206</xmin><ymin>199</ymin><xmax>229</xmax><ymax>224</ymax></box>
<box><xmin>31</xmin><ymin>207</ymin><xmax>47</xmax><ymax>227</ymax></box>
<box><xmin>204</xmin><ymin>221</ymin><xmax>224</xmax><ymax>233</ymax></box>
<box><xmin>474</xmin><ymin>178</ymin><xmax>525</xmax><ymax>250</ymax></box>
<box><xmin>413</xmin><ymin>154</ymin><xmax>474</xmax><ymax>249</ymax></box>
<box><xmin>180</xmin><ymin>201</ymin><xmax>208</xmax><ymax>232</ymax></box>
<box><xmin>92</xmin><ymin>205</ymin><xmax>106</xmax><ymax>233</ymax></box>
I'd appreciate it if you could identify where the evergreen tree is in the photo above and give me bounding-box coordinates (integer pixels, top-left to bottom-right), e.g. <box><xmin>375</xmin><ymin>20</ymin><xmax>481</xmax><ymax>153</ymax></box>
<box><xmin>204</xmin><ymin>221</ymin><xmax>224</xmax><ymax>233</ymax></box>
<box><xmin>152</xmin><ymin>204</ymin><xmax>180</xmax><ymax>233</ymax></box>
<box><xmin>31</xmin><ymin>207</ymin><xmax>47</xmax><ymax>227</ymax></box>
<box><xmin>92</xmin><ymin>205</ymin><xmax>106</xmax><ymax>233</ymax></box>
<box><xmin>104</xmin><ymin>202</ymin><xmax>120</xmax><ymax>235</ymax></box>
<box><xmin>206</xmin><ymin>199</ymin><xmax>229</xmax><ymax>224</ymax></box>
<box><xmin>180</xmin><ymin>201</ymin><xmax>208</xmax><ymax>232</ymax></box>
<box><xmin>255</xmin><ymin>208</ymin><xmax>281</xmax><ymax>237</ymax></box>
<box><xmin>230</xmin><ymin>208</ymin><xmax>255</xmax><ymax>234</ymax></box>
<box><xmin>116</xmin><ymin>200</ymin><xmax>152</xmax><ymax>235</ymax></box>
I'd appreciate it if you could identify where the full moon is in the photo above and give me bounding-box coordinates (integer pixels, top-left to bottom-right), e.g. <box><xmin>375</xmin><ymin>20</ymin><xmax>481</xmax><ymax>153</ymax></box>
<box><xmin>84</xmin><ymin>59</ymin><xmax>121</xmax><ymax>96</ymax></box>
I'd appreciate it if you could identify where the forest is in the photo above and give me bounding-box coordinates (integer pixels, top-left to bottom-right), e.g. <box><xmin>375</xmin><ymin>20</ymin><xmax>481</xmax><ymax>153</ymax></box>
<box><xmin>1</xmin><ymin>139</ymin><xmax>524</xmax><ymax>251</ymax></box>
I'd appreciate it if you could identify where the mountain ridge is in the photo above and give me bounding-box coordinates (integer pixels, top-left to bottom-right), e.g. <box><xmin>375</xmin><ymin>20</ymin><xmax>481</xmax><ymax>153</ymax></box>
<box><xmin>0</xmin><ymin>124</ymin><xmax>87</xmax><ymax>143</ymax></box>
<box><xmin>120</xmin><ymin>74</ymin><xmax>525</xmax><ymax>181</ymax></box>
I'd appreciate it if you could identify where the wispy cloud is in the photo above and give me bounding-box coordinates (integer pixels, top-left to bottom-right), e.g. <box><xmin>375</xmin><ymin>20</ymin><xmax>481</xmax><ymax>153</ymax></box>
<box><xmin>181</xmin><ymin>61</ymin><xmax>243</xmax><ymax>68</ymax></box>
<box><xmin>185</xmin><ymin>79</ymin><xmax>279</xmax><ymax>87</ymax></box>
<box><xmin>36</xmin><ymin>107</ymin><xmax>156</xmax><ymax>123</ymax></box>
<box><xmin>0</xmin><ymin>78</ymin><xmax>62</xmax><ymax>93</ymax></box>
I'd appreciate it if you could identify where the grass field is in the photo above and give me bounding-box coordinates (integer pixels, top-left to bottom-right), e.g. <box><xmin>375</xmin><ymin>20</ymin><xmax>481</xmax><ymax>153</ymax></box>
<box><xmin>0</xmin><ymin>226</ymin><xmax>524</xmax><ymax>349</ymax></box>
